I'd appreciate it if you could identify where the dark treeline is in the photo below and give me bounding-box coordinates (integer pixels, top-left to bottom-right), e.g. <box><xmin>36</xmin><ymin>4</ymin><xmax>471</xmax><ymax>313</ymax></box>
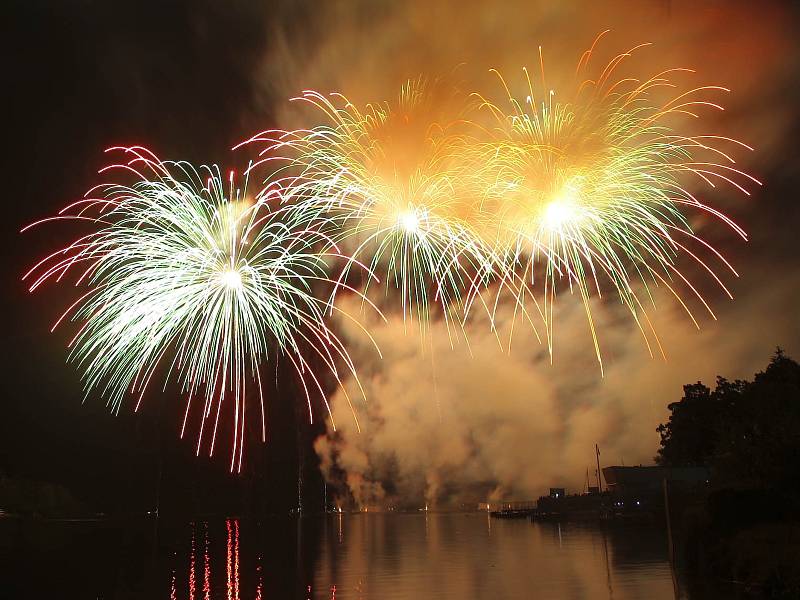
<box><xmin>656</xmin><ymin>350</ymin><xmax>800</xmax><ymax>597</ymax></box>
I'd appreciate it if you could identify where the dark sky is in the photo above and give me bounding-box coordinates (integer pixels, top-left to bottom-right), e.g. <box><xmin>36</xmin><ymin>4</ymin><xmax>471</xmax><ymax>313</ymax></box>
<box><xmin>3</xmin><ymin>0</ymin><xmax>800</xmax><ymax>511</ymax></box>
<box><xmin>3</xmin><ymin>1</ymin><xmax>321</xmax><ymax>513</ymax></box>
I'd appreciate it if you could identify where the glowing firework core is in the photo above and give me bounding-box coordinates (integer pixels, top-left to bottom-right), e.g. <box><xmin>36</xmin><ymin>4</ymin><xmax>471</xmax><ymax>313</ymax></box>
<box><xmin>540</xmin><ymin>181</ymin><xmax>580</xmax><ymax>229</ymax></box>
<box><xmin>398</xmin><ymin>209</ymin><xmax>421</xmax><ymax>234</ymax></box>
<box><xmin>542</xmin><ymin>198</ymin><xmax>577</xmax><ymax>230</ymax></box>
<box><xmin>219</xmin><ymin>268</ymin><xmax>243</xmax><ymax>291</ymax></box>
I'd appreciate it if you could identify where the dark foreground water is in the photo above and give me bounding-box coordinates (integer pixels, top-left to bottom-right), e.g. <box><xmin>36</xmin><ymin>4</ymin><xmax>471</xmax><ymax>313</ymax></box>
<box><xmin>1</xmin><ymin>513</ymin><xmax>725</xmax><ymax>599</ymax></box>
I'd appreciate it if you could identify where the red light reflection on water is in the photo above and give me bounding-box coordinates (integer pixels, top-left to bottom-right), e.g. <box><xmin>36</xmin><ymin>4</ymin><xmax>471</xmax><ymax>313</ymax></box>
<box><xmin>189</xmin><ymin>529</ymin><xmax>195</xmax><ymax>600</ymax></box>
<box><xmin>171</xmin><ymin>521</ymin><xmax>247</xmax><ymax>600</ymax></box>
<box><xmin>226</xmin><ymin>519</ymin><xmax>240</xmax><ymax>600</ymax></box>
<box><xmin>169</xmin><ymin>519</ymin><xmax>342</xmax><ymax>600</ymax></box>
<box><xmin>203</xmin><ymin>523</ymin><xmax>211</xmax><ymax>600</ymax></box>
<box><xmin>226</xmin><ymin>520</ymin><xmax>232</xmax><ymax>600</ymax></box>
<box><xmin>255</xmin><ymin>557</ymin><xmax>263</xmax><ymax>600</ymax></box>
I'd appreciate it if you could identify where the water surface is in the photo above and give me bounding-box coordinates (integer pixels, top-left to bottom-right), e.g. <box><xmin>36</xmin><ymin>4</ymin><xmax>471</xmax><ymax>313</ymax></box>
<box><xmin>1</xmin><ymin>513</ymin><xmax>708</xmax><ymax>599</ymax></box>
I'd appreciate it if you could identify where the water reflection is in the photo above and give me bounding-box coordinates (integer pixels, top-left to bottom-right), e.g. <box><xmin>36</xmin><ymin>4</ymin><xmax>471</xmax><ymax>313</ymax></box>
<box><xmin>311</xmin><ymin>515</ymin><xmax>678</xmax><ymax>600</ymax></box>
<box><xmin>160</xmin><ymin>516</ymin><xmax>678</xmax><ymax>600</ymax></box>
<box><xmin>168</xmin><ymin>519</ymin><xmax>268</xmax><ymax>600</ymax></box>
<box><xmin>0</xmin><ymin>514</ymin><xmax>701</xmax><ymax>599</ymax></box>
<box><xmin>226</xmin><ymin>520</ymin><xmax>239</xmax><ymax>600</ymax></box>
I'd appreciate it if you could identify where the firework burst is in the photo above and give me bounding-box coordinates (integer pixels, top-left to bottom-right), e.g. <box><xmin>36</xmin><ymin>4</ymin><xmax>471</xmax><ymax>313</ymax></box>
<box><xmin>23</xmin><ymin>146</ymin><xmax>365</xmax><ymax>471</ymax></box>
<box><xmin>472</xmin><ymin>32</ymin><xmax>759</xmax><ymax>368</ymax></box>
<box><xmin>242</xmin><ymin>79</ymin><xmax>494</xmax><ymax>338</ymax></box>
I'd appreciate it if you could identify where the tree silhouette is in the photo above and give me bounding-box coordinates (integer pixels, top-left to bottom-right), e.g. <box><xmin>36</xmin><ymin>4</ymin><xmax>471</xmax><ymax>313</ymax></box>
<box><xmin>656</xmin><ymin>349</ymin><xmax>800</xmax><ymax>492</ymax></box>
<box><xmin>656</xmin><ymin>382</ymin><xmax>718</xmax><ymax>466</ymax></box>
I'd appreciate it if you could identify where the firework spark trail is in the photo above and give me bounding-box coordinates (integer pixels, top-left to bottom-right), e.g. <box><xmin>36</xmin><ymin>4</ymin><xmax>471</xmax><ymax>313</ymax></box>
<box><xmin>23</xmin><ymin>146</ymin><xmax>371</xmax><ymax>471</ymax></box>
<box><xmin>240</xmin><ymin>79</ymin><xmax>498</xmax><ymax>342</ymax></box>
<box><xmin>470</xmin><ymin>32</ymin><xmax>759</xmax><ymax>369</ymax></box>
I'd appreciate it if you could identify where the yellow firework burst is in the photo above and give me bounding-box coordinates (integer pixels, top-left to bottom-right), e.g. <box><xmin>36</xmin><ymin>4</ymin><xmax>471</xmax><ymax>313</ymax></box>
<box><xmin>471</xmin><ymin>32</ymin><xmax>759</xmax><ymax>369</ymax></box>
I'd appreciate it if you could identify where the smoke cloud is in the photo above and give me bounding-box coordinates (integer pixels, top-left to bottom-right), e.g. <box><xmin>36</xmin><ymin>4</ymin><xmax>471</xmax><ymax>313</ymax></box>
<box><xmin>316</xmin><ymin>263</ymin><xmax>798</xmax><ymax>507</ymax></box>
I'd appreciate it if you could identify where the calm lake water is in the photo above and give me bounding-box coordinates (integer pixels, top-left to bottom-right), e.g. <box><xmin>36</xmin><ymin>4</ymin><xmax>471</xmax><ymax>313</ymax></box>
<box><xmin>1</xmin><ymin>513</ymin><xmax>723</xmax><ymax>599</ymax></box>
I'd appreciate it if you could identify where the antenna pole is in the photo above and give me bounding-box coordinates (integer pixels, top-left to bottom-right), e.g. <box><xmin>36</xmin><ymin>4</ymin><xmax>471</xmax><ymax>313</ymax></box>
<box><xmin>595</xmin><ymin>444</ymin><xmax>603</xmax><ymax>491</ymax></box>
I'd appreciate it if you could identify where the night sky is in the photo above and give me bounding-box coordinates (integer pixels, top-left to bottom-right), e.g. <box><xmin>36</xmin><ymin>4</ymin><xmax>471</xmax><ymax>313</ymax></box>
<box><xmin>4</xmin><ymin>0</ymin><xmax>800</xmax><ymax>513</ymax></box>
<box><xmin>3</xmin><ymin>1</ymin><xmax>320</xmax><ymax>513</ymax></box>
